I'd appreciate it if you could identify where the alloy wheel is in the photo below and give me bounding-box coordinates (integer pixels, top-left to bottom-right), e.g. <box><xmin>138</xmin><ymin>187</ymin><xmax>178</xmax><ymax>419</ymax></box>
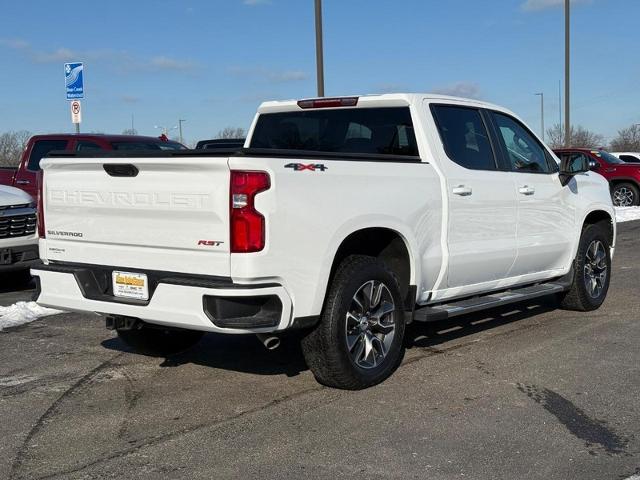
<box><xmin>613</xmin><ymin>187</ymin><xmax>634</xmax><ymax>207</ymax></box>
<box><xmin>345</xmin><ymin>280</ymin><xmax>396</xmax><ymax>369</ymax></box>
<box><xmin>583</xmin><ymin>240</ymin><xmax>608</xmax><ymax>299</ymax></box>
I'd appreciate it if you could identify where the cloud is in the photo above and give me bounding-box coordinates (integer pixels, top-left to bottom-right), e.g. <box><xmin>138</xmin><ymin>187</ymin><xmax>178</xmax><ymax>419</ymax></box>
<box><xmin>267</xmin><ymin>70</ymin><xmax>307</xmax><ymax>82</ymax></box>
<box><xmin>0</xmin><ymin>38</ymin><xmax>29</xmax><ymax>49</ymax></box>
<box><xmin>374</xmin><ymin>83</ymin><xmax>408</xmax><ymax>93</ymax></box>
<box><xmin>0</xmin><ymin>38</ymin><xmax>197</xmax><ymax>72</ymax></box>
<box><xmin>432</xmin><ymin>82</ymin><xmax>482</xmax><ymax>99</ymax></box>
<box><xmin>243</xmin><ymin>0</ymin><xmax>271</xmax><ymax>5</ymax></box>
<box><xmin>228</xmin><ymin>66</ymin><xmax>308</xmax><ymax>83</ymax></box>
<box><xmin>521</xmin><ymin>0</ymin><xmax>591</xmax><ymax>12</ymax></box>
<box><xmin>121</xmin><ymin>95</ymin><xmax>140</xmax><ymax>104</ymax></box>
<box><xmin>148</xmin><ymin>56</ymin><xmax>196</xmax><ymax>71</ymax></box>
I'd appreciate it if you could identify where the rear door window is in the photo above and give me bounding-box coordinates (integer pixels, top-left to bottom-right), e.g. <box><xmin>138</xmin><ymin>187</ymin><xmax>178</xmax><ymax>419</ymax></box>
<box><xmin>431</xmin><ymin>105</ymin><xmax>497</xmax><ymax>171</ymax></box>
<box><xmin>620</xmin><ymin>155</ymin><xmax>640</xmax><ymax>163</ymax></box>
<box><xmin>27</xmin><ymin>140</ymin><xmax>68</xmax><ymax>170</ymax></box>
<box><xmin>249</xmin><ymin>107</ymin><xmax>418</xmax><ymax>157</ymax></box>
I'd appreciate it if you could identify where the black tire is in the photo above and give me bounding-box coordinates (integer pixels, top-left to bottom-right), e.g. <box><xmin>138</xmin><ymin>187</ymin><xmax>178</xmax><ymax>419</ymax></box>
<box><xmin>301</xmin><ymin>255</ymin><xmax>406</xmax><ymax>390</ymax></box>
<box><xmin>559</xmin><ymin>222</ymin><xmax>611</xmax><ymax>311</ymax></box>
<box><xmin>117</xmin><ymin>322</ymin><xmax>204</xmax><ymax>357</ymax></box>
<box><xmin>611</xmin><ymin>182</ymin><xmax>640</xmax><ymax>207</ymax></box>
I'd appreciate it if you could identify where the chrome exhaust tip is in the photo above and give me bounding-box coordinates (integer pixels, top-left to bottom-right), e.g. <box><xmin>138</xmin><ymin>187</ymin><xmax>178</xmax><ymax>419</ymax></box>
<box><xmin>256</xmin><ymin>333</ymin><xmax>280</xmax><ymax>350</ymax></box>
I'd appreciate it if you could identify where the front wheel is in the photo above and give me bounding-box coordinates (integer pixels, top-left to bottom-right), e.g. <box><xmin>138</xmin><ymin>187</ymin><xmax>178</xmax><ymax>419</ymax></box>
<box><xmin>301</xmin><ymin>255</ymin><xmax>406</xmax><ymax>390</ymax></box>
<box><xmin>611</xmin><ymin>182</ymin><xmax>640</xmax><ymax>207</ymax></box>
<box><xmin>559</xmin><ymin>223</ymin><xmax>611</xmax><ymax>311</ymax></box>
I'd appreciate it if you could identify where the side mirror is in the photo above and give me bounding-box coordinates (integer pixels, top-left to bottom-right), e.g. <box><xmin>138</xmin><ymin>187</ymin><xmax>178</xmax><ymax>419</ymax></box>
<box><xmin>559</xmin><ymin>155</ymin><xmax>590</xmax><ymax>186</ymax></box>
<box><xmin>589</xmin><ymin>159</ymin><xmax>599</xmax><ymax>170</ymax></box>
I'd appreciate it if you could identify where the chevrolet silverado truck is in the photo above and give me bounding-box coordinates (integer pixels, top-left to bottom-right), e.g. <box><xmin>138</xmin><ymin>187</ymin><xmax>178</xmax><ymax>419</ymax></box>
<box><xmin>0</xmin><ymin>134</ymin><xmax>186</xmax><ymax>198</ymax></box>
<box><xmin>0</xmin><ymin>185</ymin><xmax>37</xmax><ymax>281</ymax></box>
<box><xmin>32</xmin><ymin>94</ymin><xmax>615</xmax><ymax>389</ymax></box>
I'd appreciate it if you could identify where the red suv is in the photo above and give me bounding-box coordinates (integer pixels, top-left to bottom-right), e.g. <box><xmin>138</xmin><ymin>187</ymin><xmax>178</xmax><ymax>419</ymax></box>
<box><xmin>554</xmin><ymin>148</ymin><xmax>640</xmax><ymax>207</ymax></box>
<box><xmin>0</xmin><ymin>134</ymin><xmax>185</xmax><ymax>198</ymax></box>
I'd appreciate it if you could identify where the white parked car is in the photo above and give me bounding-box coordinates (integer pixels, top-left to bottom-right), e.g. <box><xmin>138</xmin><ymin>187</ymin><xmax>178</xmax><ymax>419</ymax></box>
<box><xmin>0</xmin><ymin>185</ymin><xmax>38</xmax><ymax>281</ymax></box>
<box><xmin>611</xmin><ymin>152</ymin><xmax>640</xmax><ymax>163</ymax></box>
<box><xmin>32</xmin><ymin>93</ymin><xmax>615</xmax><ymax>389</ymax></box>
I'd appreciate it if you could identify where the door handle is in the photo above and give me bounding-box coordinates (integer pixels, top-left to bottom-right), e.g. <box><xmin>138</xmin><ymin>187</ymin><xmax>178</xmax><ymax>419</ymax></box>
<box><xmin>452</xmin><ymin>185</ymin><xmax>472</xmax><ymax>196</ymax></box>
<box><xmin>518</xmin><ymin>185</ymin><xmax>535</xmax><ymax>195</ymax></box>
<box><xmin>15</xmin><ymin>180</ymin><xmax>31</xmax><ymax>185</ymax></box>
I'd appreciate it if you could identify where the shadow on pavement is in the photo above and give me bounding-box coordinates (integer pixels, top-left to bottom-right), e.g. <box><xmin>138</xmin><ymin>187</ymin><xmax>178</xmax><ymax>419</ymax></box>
<box><xmin>101</xmin><ymin>296</ymin><xmax>560</xmax><ymax>378</ymax></box>
<box><xmin>0</xmin><ymin>273</ymin><xmax>34</xmax><ymax>295</ymax></box>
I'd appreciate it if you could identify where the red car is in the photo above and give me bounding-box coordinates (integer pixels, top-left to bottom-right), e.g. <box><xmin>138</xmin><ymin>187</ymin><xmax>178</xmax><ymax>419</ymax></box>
<box><xmin>554</xmin><ymin>148</ymin><xmax>640</xmax><ymax>207</ymax></box>
<box><xmin>0</xmin><ymin>134</ymin><xmax>185</xmax><ymax>198</ymax></box>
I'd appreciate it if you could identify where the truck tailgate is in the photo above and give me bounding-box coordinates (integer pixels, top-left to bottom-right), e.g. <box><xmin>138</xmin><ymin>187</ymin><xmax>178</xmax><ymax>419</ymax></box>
<box><xmin>41</xmin><ymin>157</ymin><xmax>231</xmax><ymax>276</ymax></box>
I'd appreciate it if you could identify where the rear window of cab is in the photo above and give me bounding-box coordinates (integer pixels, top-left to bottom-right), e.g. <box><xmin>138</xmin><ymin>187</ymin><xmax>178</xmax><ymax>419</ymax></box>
<box><xmin>249</xmin><ymin>107</ymin><xmax>418</xmax><ymax>157</ymax></box>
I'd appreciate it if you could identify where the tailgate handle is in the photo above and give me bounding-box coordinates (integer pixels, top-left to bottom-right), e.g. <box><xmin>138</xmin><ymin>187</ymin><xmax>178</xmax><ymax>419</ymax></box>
<box><xmin>103</xmin><ymin>164</ymin><xmax>139</xmax><ymax>177</ymax></box>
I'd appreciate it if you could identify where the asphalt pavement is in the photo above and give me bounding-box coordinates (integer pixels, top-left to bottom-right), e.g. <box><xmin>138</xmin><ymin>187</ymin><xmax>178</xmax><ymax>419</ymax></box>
<box><xmin>0</xmin><ymin>221</ymin><xmax>639</xmax><ymax>480</ymax></box>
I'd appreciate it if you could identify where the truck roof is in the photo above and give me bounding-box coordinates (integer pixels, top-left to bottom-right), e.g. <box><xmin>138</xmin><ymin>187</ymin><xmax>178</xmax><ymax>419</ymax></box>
<box><xmin>257</xmin><ymin>93</ymin><xmax>510</xmax><ymax>115</ymax></box>
<box><xmin>29</xmin><ymin>133</ymin><xmax>172</xmax><ymax>142</ymax></box>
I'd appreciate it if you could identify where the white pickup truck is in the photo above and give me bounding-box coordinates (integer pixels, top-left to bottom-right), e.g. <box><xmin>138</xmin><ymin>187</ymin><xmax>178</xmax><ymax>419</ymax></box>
<box><xmin>0</xmin><ymin>185</ymin><xmax>38</xmax><ymax>281</ymax></box>
<box><xmin>33</xmin><ymin>94</ymin><xmax>615</xmax><ymax>389</ymax></box>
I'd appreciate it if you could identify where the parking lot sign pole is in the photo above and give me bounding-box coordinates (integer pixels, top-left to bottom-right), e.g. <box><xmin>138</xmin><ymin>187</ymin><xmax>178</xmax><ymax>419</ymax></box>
<box><xmin>70</xmin><ymin>101</ymin><xmax>82</xmax><ymax>133</ymax></box>
<box><xmin>535</xmin><ymin>92</ymin><xmax>544</xmax><ymax>142</ymax></box>
<box><xmin>314</xmin><ymin>0</ymin><xmax>325</xmax><ymax>97</ymax></box>
<box><xmin>564</xmin><ymin>0</ymin><xmax>570</xmax><ymax>147</ymax></box>
<box><xmin>65</xmin><ymin>62</ymin><xmax>84</xmax><ymax>134</ymax></box>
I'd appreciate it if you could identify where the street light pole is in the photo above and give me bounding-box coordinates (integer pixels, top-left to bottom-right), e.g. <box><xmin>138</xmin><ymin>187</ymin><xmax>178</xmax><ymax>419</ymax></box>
<box><xmin>314</xmin><ymin>0</ymin><xmax>325</xmax><ymax>97</ymax></box>
<box><xmin>535</xmin><ymin>92</ymin><xmax>545</xmax><ymax>142</ymax></box>
<box><xmin>178</xmin><ymin>119</ymin><xmax>186</xmax><ymax>144</ymax></box>
<box><xmin>564</xmin><ymin>0</ymin><xmax>571</xmax><ymax>147</ymax></box>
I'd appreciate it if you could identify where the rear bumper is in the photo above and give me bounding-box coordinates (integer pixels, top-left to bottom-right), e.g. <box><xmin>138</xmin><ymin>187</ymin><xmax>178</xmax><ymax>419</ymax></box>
<box><xmin>31</xmin><ymin>262</ymin><xmax>293</xmax><ymax>334</ymax></box>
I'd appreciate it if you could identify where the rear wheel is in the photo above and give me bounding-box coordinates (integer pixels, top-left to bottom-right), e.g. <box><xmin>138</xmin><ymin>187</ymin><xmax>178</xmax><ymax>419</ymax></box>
<box><xmin>611</xmin><ymin>182</ymin><xmax>640</xmax><ymax>207</ymax></box>
<box><xmin>559</xmin><ymin>223</ymin><xmax>611</xmax><ymax>311</ymax></box>
<box><xmin>301</xmin><ymin>255</ymin><xmax>405</xmax><ymax>390</ymax></box>
<box><xmin>117</xmin><ymin>322</ymin><xmax>204</xmax><ymax>357</ymax></box>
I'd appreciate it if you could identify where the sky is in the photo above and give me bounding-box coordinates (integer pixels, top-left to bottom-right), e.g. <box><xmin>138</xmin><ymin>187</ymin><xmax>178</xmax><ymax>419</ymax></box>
<box><xmin>0</xmin><ymin>0</ymin><xmax>638</xmax><ymax>146</ymax></box>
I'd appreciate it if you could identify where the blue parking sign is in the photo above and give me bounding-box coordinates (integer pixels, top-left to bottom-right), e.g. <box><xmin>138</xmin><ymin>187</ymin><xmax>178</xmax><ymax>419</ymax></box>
<box><xmin>65</xmin><ymin>62</ymin><xmax>84</xmax><ymax>100</ymax></box>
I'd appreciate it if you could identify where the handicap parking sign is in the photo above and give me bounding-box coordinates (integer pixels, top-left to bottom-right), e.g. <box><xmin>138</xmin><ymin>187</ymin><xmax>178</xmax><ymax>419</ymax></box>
<box><xmin>65</xmin><ymin>62</ymin><xmax>84</xmax><ymax>100</ymax></box>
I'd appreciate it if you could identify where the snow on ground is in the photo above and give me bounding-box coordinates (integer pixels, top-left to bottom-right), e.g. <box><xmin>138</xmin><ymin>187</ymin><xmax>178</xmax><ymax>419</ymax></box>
<box><xmin>0</xmin><ymin>302</ymin><xmax>62</xmax><ymax>332</ymax></box>
<box><xmin>615</xmin><ymin>207</ymin><xmax>640</xmax><ymax>223</ymax></box>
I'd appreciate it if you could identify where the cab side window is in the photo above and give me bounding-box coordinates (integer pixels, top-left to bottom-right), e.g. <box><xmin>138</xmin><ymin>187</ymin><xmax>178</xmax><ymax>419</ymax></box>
<box><xmin>492</xmin><ymin>112</ymin><xmax>553</xmax><ymax>174</ymax></box>
<box><xmin>431</xmin><ymin>105</ymin><xmax>497</xmax><ymax>171</ymax></box>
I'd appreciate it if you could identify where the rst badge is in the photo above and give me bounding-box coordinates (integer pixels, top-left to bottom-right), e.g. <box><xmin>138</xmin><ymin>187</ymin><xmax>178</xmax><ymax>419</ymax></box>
<box><xmin>197</xmin><ymin>240</ymin><xmax>224</xmax><ymax>247</ymax></box>
<box><xmin>285</xmin><ymin>163</ymin><xmax>327</xmax><ymax>172</ymax></box>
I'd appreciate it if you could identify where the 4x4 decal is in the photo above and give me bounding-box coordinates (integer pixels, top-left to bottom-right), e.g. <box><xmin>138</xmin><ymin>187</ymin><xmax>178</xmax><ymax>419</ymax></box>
<box><xmin>285</xmin><ymin>163</ymin><xmax>327</xmax><ymax>172</ymax></box>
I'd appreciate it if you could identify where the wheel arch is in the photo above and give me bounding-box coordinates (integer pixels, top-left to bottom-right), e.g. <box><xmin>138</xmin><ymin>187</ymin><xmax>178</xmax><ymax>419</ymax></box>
<box><xmin>323</xmin><ymin>226</ymin><xmax>417</xmax><ymax>314</ymax></box>
<box><xmin>582</xmin><ymin>209</ymin><xmax>615</xmax><ymax>247</ymax></box>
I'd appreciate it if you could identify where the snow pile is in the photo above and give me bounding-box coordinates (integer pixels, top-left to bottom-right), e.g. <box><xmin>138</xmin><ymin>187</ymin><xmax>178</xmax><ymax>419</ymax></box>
<box><xmin>615</xmin><ymin>207</ymin><xmax>640</xmax><ymax>223</ymax></box>
<box><xmin>0</xmin><ymin>302</ymin><xmax>63</xmax><ymax>331</ymax></box>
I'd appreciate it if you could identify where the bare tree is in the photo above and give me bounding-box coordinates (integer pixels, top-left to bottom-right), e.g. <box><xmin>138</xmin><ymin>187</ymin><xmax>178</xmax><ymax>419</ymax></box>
<box><xmin>0</xmin><ymin>130</ymin><xmax>31</xmax><ymax>167</ymax></box>
<box><xmin>122</xmin><ymin>128</ymin><xmax>138</xmax><ymax>135</ymax></box>
<box><xmin>609</xmin><ymin>124</ymin><xmax>640</xmax><ymax>152</ymax></box>
<box><xmin>545</xmin><ymin>124</ymin><xmax>605</xmax><ymax>149</ymax></box>
<box><xmin>216</xmin><ymin>127</ymin><xmax>245</xmax><ymax>139</ymax></box>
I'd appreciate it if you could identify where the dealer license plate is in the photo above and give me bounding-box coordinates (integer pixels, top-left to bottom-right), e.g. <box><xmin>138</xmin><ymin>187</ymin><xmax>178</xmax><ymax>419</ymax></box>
<box><xmin>112</xmin><ymin>271</ymin><xmax>149</xmax><ymax>300</ymax></box>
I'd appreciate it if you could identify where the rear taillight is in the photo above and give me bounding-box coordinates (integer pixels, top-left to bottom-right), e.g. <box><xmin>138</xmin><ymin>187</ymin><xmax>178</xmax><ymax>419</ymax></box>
<box><xmin>36</xmin><ymin>170</ymin><xmax>45</xmax><ymax>238</ymax></box>
<box><xmin>230</xmin><ymin>171</ymin><xmax>270</xmax><ymax>253</ymax></box>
